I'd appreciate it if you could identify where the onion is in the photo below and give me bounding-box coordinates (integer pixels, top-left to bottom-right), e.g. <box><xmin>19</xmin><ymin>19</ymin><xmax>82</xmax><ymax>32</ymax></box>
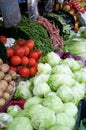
<box><xmin>74</xmin><ymin>55</ymin><xmax>86</xmax><ymax>67</ymax></box>
<box><xmin>62</xmin><ymin>52</ymin><xmax>74</xmax><ymax>59</ymax></box>
<box><xmin>54</xmin><ymin>48</ymin><xmax>63</xmax><ymax>58</ymax></box>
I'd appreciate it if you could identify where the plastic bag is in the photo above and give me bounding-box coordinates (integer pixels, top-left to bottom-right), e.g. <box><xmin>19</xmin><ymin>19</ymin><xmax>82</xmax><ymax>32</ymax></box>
<box><xmin>44</xmin><ymin>0</ymin><xmax>55</xmax><ymax>12</ymax></box>
<box><xmin>27</xmin><ymin>0</ymin><xmax>39</xmax><ymax>21</ymax></box>
<box><xmin>0</xmin><ymin>0</ymin><xmax>21</xmax><ymax>28</ymax></box>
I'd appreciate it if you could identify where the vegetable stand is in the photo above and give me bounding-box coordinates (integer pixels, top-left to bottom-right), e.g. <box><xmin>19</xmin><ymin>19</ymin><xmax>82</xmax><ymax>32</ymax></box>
<box><xmin>0</xmin><ymin>0</ymin><xmax>86</xmax><ymax>130</ymax></box>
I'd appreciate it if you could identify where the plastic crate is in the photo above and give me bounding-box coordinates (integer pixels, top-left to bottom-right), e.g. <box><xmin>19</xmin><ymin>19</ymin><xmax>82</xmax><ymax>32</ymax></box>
<box><xmin>75</xmin><ymin>99</ymin><xmax>86</xmax><ymax>130</ymax></box>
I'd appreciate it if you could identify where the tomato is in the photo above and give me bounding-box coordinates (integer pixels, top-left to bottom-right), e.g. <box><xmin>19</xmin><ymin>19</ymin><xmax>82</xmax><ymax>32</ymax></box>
<box><xmin>10</xmin><ymin>56</ymin><xmax>21</xmax><ymax>66</ymax></box>
<box><xmin>0</xmin><ymin>35</ymin><xmax>7</xmax><ymax>44</ymax></box>
<box><xmin>14</xmin><ymin>47</ymin><xmax>24</xmax><ymax>57</ymax></box>
<box><xmin>36</xmin><ymin>50</ymin><xmax>42</xmax><ymax>58</ymax></box>
<box><xmin>16</xmin><ymin>39</ymin><xmax>25</xmax><ymax>46</ymax></box>
<box><xmin>11</xmin><ymin>44</ymin><xmax>19</xmax><ymax>49</ymax></box>
<box><xmin>10</xmin><ymin>66</ymin><xmax>17</xmax><ymax>72</ymax></box>
<box><xmin>22</xmin><ymin>45</ymin><xmax>30</xmax><ymax>56</ymax></box>
<box><xmin>29</xmin><ymin>51</ymin><xmax>38</xmax><ymax>60</ymax></box>
<box><xmin>21</xmin><ymin>56</ymin><xmax>29</xmax><ymax>65</ymax></box>
<box><xmin>7</xmin><ymin>47</ymin><xmax>14</xmax><ymax>58</ymax></box>
<box><xmin>18</xmin><ymin>67</ymin><xmax>29</xmax><ymax>78</ymax></box>
<box><xmin>29</xmin><ymin>67</ymin><xmax>37</xmax><ymax>76</ymax></box>
<box><xmin>25</xmin><ymin>39</ymin><xmax>34</xmax><ymax>50</ymax></box>
<box><xmin>28</xmin><ymin>58</ymin><xmax>37</xmax><ymax>67</ymax></box>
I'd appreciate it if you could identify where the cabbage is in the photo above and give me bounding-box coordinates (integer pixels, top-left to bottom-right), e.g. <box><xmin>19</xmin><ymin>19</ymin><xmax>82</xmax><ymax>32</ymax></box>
<box><xmin>74</xmin><ymin>68</ymin><xmax>86</xmax><ymax>83</ymax></box>
<box><xmin>7</xmin><ymin>105</ymin><xmax>21</xmax><ymax>117</ymax></box>
<box><xmin>48</xmin><ymin>124</ymin><xmax>71</xmax><ymax>130</ymax></box>
<box><xmin>37</xmin><ymin>63</ymin><xmax>52</xmax><ymax>74</ymax></box>
<box><xmin>56</xmin><ymin>85</ymin><xmax>74</xmax><ymax>102</ymax></box>
<box><xmin>64</xmin><ymin>38</ymin><xmax>86</xmax><ymax>59</ymax></box>
<box><xmin>7</xmin><ymin>117</ymin><xmax>33</xmax><ymax>130</ymax></box>
<box><xmin>14</xmin><ymin>80</ymin><xmax>32</xmax><ymax>100</ymax></box>
<box><xmin>24</xmin><ymin>96</ymin><xmax>43</xmax><ymax>109</ymax></box>
<box><xmin>42</xmin><ymin>51</ymin><xmax>61</xmax><ymax>67</ymax></box>
<box><xmin>0</xmin><ymin>113</ymin><xmax>13</xmax><ymax>128</ymax></box>
<box><xmin>56</xmin><ymin>112</ymin><xmax>76</xmax><ymax>129</ymax></box>
<box><xmin>72</xmin><ymin>82</ymin><xmax>85</xmax><ymax>105</ymax></box>
<box><xmin>52</xmin><ymin>64</ymin><xmax>73</xmax><ymax>76</ymax></box>
<box><xmin>28</xmin><ymin>104</ymin><xmax>56</xmax><ymax>129</ymax></box>
<box><xmin>48</xmin><ymin>74</ymin><xmax>76</xmax><ymax>91</ymax></box>
<box><xmin>33</xmin><ymin>74</ymin><xmax>50</xmax><ymax>86</ymax></box>
<box><xmin>62</xmin><ymin>58</ymin><xmax>82</xmax><ymax>71</ymax></box>
<box><xmin>64</xmin><ymin>102</ymin><xmax>78</xmax><ymax>117</ymax></box>
<box><xmin>43</xmin><ymin>92</ymin><xmax>64</xmax><ymax>113</ymax></box>
<box><xmin>33</xmin><ymin>82</ymin><xmax>51</xmax><ymax>97</ymax></box>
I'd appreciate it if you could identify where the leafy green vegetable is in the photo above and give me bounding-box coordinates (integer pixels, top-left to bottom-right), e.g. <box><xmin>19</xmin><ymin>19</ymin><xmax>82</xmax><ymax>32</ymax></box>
<box><xmin>56</xmin><ymin>85</ymin><xmax>74</xmax><ymax>102</ymax></box>
<box><xmin>27</xmin><ymin>104</ymin><xmax>56</xmax><ymax>130</ymax></box>
<box><xmin>37</xmin><ymin>63</ymin><xmax>52</xmax><ymax>74</ymax></box>
<box><xmin>56</xmin><ymin>112</ymin><xmax>76</xmax><ymax>129</ymax></box>
<box><xmin>48</xmin><ymin>124</ymin><xmax>71</xmax><ymax>130</ymax></box>
<box><xmin>14</xmin><ymin>80</ymin><xmax>32</xmax><ymax>100</ymax></box>
<box><xmin>7</xmin><ymin>117</ymin><xmax>33</xmax><ymax>130</ymax></box>
<box><xmin>24</xmin><ymin>96</ymin><xmax>43</xmax><ymax>109</ymax></box>
<box><xmin>33</xmin><ymin>82</ymin><xmax>51</xmax><ymax>97</ymax></box>
<box><xmin>48</xmin><ymin>73</ymin><xmax>75</xmax><ymax>91</ymax></box>
<box><xmin>41</xmin><ymin>51</ymin><xmax>61</xmax><ymax>67</ymax></box>
<box><xmin>7</xmin><ymin>105</ymin><xmax>21</xmax><ymax>117</ymax></box>
<box><xmin>64</xmin><ymin>38</ymin><xmax>86</xmax><ymax>59</ymax></box>
<box><xmin>64</xmin><ymin>102</ymin><xmax>78</xmax><ymax>117</ymax></box>
<box><xmin>42</xmin><ymin>92</ymin><xmax>64</xmax><ymax>113</ymax></box>
<box><xmin>52</xmin><ymin>64</ymin><xmax>73</xmax><ymax>76</ymax></box>
<box><xmin>62</xmin><ymin>58</ymin><xmax>82</xmax><ymax>71</ymax></box>
<box><xmin>71</xmin><ymin>82</ymin><xmax>85</xmax><ymax>105</ymax></box>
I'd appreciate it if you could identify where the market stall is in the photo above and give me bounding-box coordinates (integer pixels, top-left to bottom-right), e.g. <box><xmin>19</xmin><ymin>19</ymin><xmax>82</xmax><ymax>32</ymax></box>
<box><xmin>0</xmin><ymin>0</ymin><xmax>86</xmax><ymax>130</ymax></box>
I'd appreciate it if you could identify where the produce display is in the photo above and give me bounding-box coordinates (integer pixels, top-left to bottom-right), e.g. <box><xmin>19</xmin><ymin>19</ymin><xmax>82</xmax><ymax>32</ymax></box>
<box><xmin>0</xmin><ymin>0</ymin><xmax>86</xmax><ymax>130</ymax></box>
<box><xmin>0</xmin><ymin>58</ymin><xmax>17</xmax><ymax>109</ymax></box>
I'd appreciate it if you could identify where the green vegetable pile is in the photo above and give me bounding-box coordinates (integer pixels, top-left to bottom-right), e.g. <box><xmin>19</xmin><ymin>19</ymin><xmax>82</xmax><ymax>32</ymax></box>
<box><xmin>43</xmin><ymin>13</ymin><xmax>75</xmax><ymax>41</ymax></box>
<box><xmin>17</xmin><ymin>16</ymin><xmax>55</xmax><ymax>55</ymax></box>
<box><xmin>1</xmin><ymin>52</ymin><xmax>86</xmax><ymax>130</ymax></box>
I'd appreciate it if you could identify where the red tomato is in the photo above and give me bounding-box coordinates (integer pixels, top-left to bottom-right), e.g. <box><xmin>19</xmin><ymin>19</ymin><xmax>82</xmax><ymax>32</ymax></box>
<box><xmin>21</xmin><ymin>56</ymin><xmax>29</xmax><ymax>65</ymax></box>
<box><xmin>10</xmin><ymin>66</ymin><xmax>17</xmax><ymax>72</ymax></box>
<box><xmin>10</xmin><ymin>56</ymin><xmax>21</xmax><ymax>66</ymax></box>
<box><xmin>7</xmin><ymin>47</ymin><xmax>14</xmax><ymax>58</ymax></box>
<box><xmin>22</xmin><ymin>45</ymin><xmax>30</xmax><ymax>56</ymax></box>
<box><xmin>16</xmin><ymin>39</ymin><xmax>25</xmax><ymax>46</ymax></box>
<box><xmin>18</xmin><ymin>67</ymin><xmax>29</xmax><ymax>78</ymax></box>
<box><xmin>14</xmin><ymin>47</ymin><xmax>24</xmax><ymax>57</ymax></box>
<box><xmin>28</xmin><ymin>58</ymin><xmax>37</xmax><ymax>67</ymax></box>
<box><xmin>29</xmin><ymin>51</ymin><xmax>38</xmax><ymax>60</ymax></box>
<box><xmin>36</xmin><ymin>50</ymin><xmax>42</xmax><ymax>58</ymax></box>
<box><xmin>0</xmin><ymin>35</ymin><xmax>7</xmax><ymax>44</ymax></box>
<box><xmin>25</xmin><ymin>39</ymin><xmax>34</xmax><ymax>50</ymax></box>
<box><xmin>11</xmin><ymin>44</ymin><xmax>19</xmax><ymax>49</ymax></box>
<box><xmin>29</xmin><ymin>67</ymin><xmax>37</xmax><ymax>76</ymax></box>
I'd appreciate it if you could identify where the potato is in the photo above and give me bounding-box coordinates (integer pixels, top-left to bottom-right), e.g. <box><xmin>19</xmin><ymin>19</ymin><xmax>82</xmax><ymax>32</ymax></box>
<box><xmin>9</xmin><ymin>80</ymin><xmax>15</xmax><ymax>86</ymax></box>
<box><xmin>0</xmin><ymin>91</ymin><xmax>3</xmax><ymax>97</ymax></box>
<box><xmin>4</xmin><ymin>74</ymin><xmax>12</xmax><ymax>82</ymax></box>
<box><xmin>0</xmin><ymin>64</ymin><xmax>9</xmax><ymax>73</ymax></box>
<box><xmin>0</xmin><ymin>58</ymin><xmax>3</xmax><ymax>65</ymax></box>
<box><xmin>0</xmin><ymin>71</ymin><xmax>5</xmax><ymax>80</ymax></box>
<box><xmin>8</xmin><ymin>70</ymin><xmax>17</xmax><ymax>79</ymax></box>
<box><xmin>6</xmin><ymin>85</ymin><xmax>14</xmax><ymax>94</ymax></box>
<box><xmin>0</xmin><ymin>98</ymin><xmax>5</xmax><ymax>107</ymax></box>
<box><xmin>0</xmin><ymin>80</ymin><xmax>8</xmax><ymax>92</ymax></box>
<box><xmin>3</xmin><ymin>92</ymin><xmax>10</xmax><ymax>100</ymax></box>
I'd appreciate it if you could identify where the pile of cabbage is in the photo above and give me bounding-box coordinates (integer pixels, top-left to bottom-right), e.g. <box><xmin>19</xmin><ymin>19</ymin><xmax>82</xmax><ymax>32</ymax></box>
<box><xmin>0</xmin><ymin>52</ymin><xmax>86</xmax><ymax>130</ymax></box>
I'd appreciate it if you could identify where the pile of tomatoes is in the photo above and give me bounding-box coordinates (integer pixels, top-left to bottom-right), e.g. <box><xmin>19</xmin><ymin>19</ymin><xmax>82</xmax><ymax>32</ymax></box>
<box><xmin>6</xmin><ymin>38</ymin><xmax>42</xmax><ymax>78</ymax></box>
